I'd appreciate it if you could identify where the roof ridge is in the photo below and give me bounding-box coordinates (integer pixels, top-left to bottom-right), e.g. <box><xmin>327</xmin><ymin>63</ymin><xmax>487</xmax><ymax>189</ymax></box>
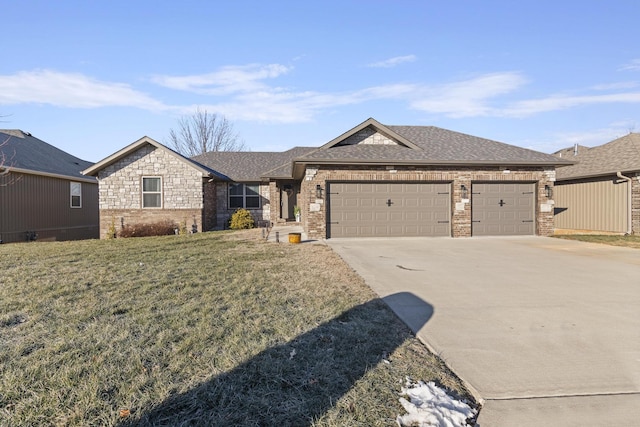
<box><xmin>0</xmin><ymin>129</ymin><xmax>32</xmax><ymax>138</ymax></box>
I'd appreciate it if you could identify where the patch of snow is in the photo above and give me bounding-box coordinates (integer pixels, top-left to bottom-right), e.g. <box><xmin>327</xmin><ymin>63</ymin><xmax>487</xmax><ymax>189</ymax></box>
<box><xmin>396</xmin><ymin>379</ymin><xmax>476</xmax><ymax>427</ymax></box>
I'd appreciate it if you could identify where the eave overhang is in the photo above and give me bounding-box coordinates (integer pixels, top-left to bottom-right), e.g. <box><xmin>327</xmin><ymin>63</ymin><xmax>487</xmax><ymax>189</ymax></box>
<box><xmin>291</xmin><ymin>158</ymin><xmax>573</xmax><ymax>180</ymax></box>
<box><xmin>0</xmin><ymin>166</ymin><xmax>97</xmax><ymax>184</ymax></box>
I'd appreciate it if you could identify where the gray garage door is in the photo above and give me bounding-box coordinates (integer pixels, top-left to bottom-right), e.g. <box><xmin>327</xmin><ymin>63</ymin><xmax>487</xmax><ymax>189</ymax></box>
<box><xmin>327</xmin><ymin>182</ymin><xmax>451</xmax><ymax>238</ymax></box>
<box><xmin>472</xmin><ymin>183</ymin><xmax>535</xmax><ymax>236</ymax></box>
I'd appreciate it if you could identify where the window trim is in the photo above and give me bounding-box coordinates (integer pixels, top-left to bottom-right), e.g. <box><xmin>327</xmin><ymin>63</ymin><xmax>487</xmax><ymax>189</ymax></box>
<box><xmin>70</xmin><ymin>182</ymin><xmax>82</xmax><ymax>208</ymax></box>
<box><xmin>142</xmin><ymin>176</ymin><xmax>163</xmax><ymax>209</ymax></box>
<box><xmin>228</xmin><ymin>182</ymin><xmax>261</xmax><ymax>210</ymax></box>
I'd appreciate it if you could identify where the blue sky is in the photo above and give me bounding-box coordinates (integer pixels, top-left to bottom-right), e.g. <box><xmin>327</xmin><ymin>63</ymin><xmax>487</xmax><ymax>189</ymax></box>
<box><xmin>2</xmin><ymin>0</ymin><xmax>640</xmax><ymax>162</ymax></box>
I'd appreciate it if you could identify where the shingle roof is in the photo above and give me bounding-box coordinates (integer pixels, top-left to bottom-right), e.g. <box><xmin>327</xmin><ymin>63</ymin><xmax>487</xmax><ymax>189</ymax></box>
<box><xmin>296</xmin><ymin>121</ymin><xmax>569</xmax><ymax>165</ymax></box>
<box><xmin>0</xmin><ymin>130</ymin><xmax>94</xmax><ymax>181</ymax></box>
<box><xmin>192</xmin><ymin>119</ymin><xmax>570</xmax><ymax>181</ymax></box>
<box><xmin>192</xmin><ymin>147</ymin><xmax>316</xmax><ymax>181</ymax></box>
<box><xmin>389</xmin><ymin>125</ymin><xmax>567</xmax><ymax>164</ymax></box>
<box><xmin>555</xmin><ymin>133</ymin><xmax>640</xmax><ymax>180</ymax></box>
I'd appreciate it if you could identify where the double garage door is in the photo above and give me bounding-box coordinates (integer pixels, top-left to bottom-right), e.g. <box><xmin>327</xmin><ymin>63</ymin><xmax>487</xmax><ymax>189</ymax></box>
<box><xmin>327</xmin><ymin>182</ymin><xmax>450</xmax><ymax>237</ymax></box>
<box><xmin>327</xmin><ymin>182</ymin><xmax>535</xmax><ymax>238</ymax></box>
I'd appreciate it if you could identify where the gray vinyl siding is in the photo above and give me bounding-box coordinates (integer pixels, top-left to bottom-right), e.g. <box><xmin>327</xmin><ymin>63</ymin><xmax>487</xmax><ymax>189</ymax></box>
<box><xmin>0</xmin><ymin>172</ymin><xmax>99</xmax><ymax>243</ymax></box>
<box><xmin>554</xmin><ymin>176</ymin><xmax>628</xmax><ymax>233</ymax></box>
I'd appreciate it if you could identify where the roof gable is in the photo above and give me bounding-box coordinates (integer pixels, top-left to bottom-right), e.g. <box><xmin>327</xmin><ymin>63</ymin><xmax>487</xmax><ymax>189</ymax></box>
<box><xmin>320</xmin><ymin>118</ymin><xmax>422</xmax><ymax>150</ymax></box>
<box><xmin>82</xmin><ymin>136</ymin><xmax>220</xmax><ymax>178</ymax></box>
<box><xmin>555</xmin><ymin>133</ymin><xmax>640</xmax><ymax>180</ymax></box>
<box><xmin>0</xmin><ymin>130</ymin><xmax>95</xmax><ymax>182</ymax></box>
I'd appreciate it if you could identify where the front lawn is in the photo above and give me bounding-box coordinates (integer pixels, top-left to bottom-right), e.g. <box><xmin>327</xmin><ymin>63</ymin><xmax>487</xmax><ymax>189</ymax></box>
<box><xmin>0</xmin><ymin>230</ymin><xmax>473</xmax><ymax>426</ymax></box>
<box><xmin>553</xmin><ymin>234</ymin><xmax>640</xmax><ymax>249</ymax></box>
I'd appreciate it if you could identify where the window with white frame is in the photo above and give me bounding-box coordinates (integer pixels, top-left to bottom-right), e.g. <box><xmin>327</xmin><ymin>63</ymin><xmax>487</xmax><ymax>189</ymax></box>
<box><xmin>229</xmin><ymin>183</ymin><xmax>260</xmax><ymax>209</ymax></box>
<box><xmin>142</xmin><ymin>177</ymin><xmax>162</xmax><ymax>208</ymax></box>
<box><xmin>70</xmin><ymin>182</ymin><xmax>82</xmax><ymax>208</ymax></box>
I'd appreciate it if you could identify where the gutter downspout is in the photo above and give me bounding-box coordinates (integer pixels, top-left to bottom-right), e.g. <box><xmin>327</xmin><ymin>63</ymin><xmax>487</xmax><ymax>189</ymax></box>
<box><xmin>616</xmin><ymin>172</ymin><xmax>632</xmax><ymax>235</ymax></box>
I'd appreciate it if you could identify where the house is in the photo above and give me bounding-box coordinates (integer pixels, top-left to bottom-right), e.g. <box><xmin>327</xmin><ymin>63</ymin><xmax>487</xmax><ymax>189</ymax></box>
<box><xmin>84</xmin><ymin>118</ymin><xmax>571</xmax><ymax>239</ymax></box>
<box><xmin>0</xmin><ymin>130</ymin><xmax>99</xmax><ymax>243</ymax></box>
<box><xmin>553</xmin><ymin>133</ymin><xmax>640</xmax><ymax>234</ymax></box>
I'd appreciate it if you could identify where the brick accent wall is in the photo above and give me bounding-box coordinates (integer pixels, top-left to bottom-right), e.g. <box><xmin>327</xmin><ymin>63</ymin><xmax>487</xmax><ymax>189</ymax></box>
<box><xmin>299</xmin><ymin>165</ymin><xmax>555</xmax><ymax>240</ymax></box>
<box><xmin>96</xmin><ymin>144</ymin><xmax>210</xmax><ymax>237</ymax></box>
<box><xmin>203</xmin><ymin>181</ymin><xmax>217</xmax><ymax>231</ymax></box>
<box><xmin>100</xmin><ymin>208</ymin><xmax>202</xmax><ymax>237</ymax></box>
<box><xmin>269</xmin><ymin>181</ymin><xmax>280</xmax><ymax>226</ymax></box>
<box><xmin>215</xmin><ymin>182</ymin><xmax>271</xmax><ymax>229</ymax></box>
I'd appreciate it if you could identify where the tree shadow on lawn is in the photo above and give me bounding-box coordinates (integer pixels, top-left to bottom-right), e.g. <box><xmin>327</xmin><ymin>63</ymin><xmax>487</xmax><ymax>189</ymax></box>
<box><xmin>123</xmin><ymin>292</ymin><xmax>433</xmax><ymax>426</ymax></box>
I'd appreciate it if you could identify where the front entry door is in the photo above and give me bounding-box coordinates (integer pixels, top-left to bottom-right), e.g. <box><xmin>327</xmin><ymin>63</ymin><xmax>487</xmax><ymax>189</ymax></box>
<box><xmin>280</xmin><ymin>183</ymin><xmax>298</xmax><ymax>220</ymax></box>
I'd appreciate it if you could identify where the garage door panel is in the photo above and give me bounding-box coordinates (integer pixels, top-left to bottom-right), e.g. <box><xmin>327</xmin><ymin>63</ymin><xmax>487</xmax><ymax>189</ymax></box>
<box><xmin>405</xmin><ymin>212</ymin><xmax>418</xmax><ymax>221</ymax></box>
<box><xmin>472</xmin><ymin>183</ymin><xmax>535</xmax><ymax>236</ymax></box>
<box><xmin>328</xmin><ymin>182</ymin><xmax>451</xmax><ymax>238</ymax></box>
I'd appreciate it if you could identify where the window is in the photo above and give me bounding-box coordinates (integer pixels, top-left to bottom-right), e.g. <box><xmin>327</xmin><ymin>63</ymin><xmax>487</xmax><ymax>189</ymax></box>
<box><xmin>142</xmin><ymin>177</ymin><xmax>162</xmax><ymax>208</ymax></box>
<box><xmin>70</xmin><ymin>182</ymin><xmax>82</xmax><ymax>208</ymax></box>
<box><xmin>229</xmin><ymin>183</ymin><xmax>260</xmax><ymax>209</ymax></box>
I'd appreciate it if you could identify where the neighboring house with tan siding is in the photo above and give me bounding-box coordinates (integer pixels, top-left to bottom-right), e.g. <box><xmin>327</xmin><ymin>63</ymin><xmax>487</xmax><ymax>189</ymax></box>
<box><xmin>553</xmin><ymin>133</ymin><xmax>640</xmax><ymax>234</ymax></box>
<box><xmin>86</xmin><ymin>118</ymin><xmax>571</xmax><ymax>239</ymax></box>
<box><xmin>0</xmin><ymin>130</ymin><xmax>99</xmax><ymax>243</ymax></box>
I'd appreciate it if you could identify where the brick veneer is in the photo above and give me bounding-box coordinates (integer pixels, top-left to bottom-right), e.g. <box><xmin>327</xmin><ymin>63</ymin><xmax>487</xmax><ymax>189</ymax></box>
<box><xmin>96</xmin><ymin>144</ymin><xmax>214</xmax><ymax>237</ymax></box>
<box><xmin>215</xmin><ymin>182</ymin><xmax>271</xmax><ymax>229</ymax></box>
<box><xmin>296</xmin><ymin>165</ymin><xmax>555</xmax><ymax>240</ymax></box>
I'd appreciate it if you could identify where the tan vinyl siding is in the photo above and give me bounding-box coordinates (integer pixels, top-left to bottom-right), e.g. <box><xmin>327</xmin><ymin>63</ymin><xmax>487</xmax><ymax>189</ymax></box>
<box><xmin>554</xmin><ymin>177</ymin><xmax>628</xmax><ymax>233</ymax></box>
<box><xmin>0</xmin><ymin>172</ymin><xmax>99</xmax><ymax>243</ymax></box>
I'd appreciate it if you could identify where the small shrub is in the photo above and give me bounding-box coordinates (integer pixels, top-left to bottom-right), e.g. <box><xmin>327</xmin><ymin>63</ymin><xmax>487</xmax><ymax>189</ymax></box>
<box><xmin>178</xmin><ymin>220</ymin><xmax>188</xmax><ymax>235</ymax></box>
<box><xmin>229</xmin><ymin>209</ymin><xmax>255</xmax><ymax>230</ymax></box>
<box><xmin>119</xmin><ymin>219</ymin><xmax>177</xmax><ymax>238</ymax></box>
<box><xmin>106</xmin><ymin>217</ymin><xmax>117</xmax><ymax>239</ymax></box>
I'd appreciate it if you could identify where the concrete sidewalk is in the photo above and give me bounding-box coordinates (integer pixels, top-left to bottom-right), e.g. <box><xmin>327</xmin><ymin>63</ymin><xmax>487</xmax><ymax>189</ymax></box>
<box><xmin>265</xmin><ymin>224</ymin><xmax>309</xmax><ymax>243</ymax></box>
<box><xmin>327</xmin><ymin>236</ymin><xmax>640</xmax><ymax>426</ymax></box>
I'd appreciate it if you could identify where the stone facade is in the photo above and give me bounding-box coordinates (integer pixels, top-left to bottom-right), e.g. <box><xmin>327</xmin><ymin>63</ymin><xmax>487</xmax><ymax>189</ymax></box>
<box><xmin>298</xmin><ymin>165</ymin><xmax>555</xmax><ymax>240</ymax></box>
<box><xmin>338</xmin><ymin>128</ymin><xmax>398</xmax><ymax>146</ymax></box>
<box><xmin>96</xmin><ymin>145</ymin><xmax>213</xmax><ymax>237</ymax></box>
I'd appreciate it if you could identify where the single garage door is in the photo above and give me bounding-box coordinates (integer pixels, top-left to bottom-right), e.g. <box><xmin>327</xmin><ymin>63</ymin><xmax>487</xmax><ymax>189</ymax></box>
<box><xmin>472</xmin><ymin>183</ymin><xmax>535</xmax><ymax>236</ymax></box>
<box><xmin>327</xmin><ymin>182</ymin><xmax>450</xmax><ymax>238</ymax></box>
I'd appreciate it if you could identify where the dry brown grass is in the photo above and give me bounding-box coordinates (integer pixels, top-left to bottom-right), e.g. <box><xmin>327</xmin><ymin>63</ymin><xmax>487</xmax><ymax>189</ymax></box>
<box><xmin>0</xmin><ymin>230</ymin><xmax>475</xmax><ymax>426</ymax></box>
<box><xmin>553</xmin><ymin>233</ymin><xmax>640</xmax><ymax>249</ymax></box>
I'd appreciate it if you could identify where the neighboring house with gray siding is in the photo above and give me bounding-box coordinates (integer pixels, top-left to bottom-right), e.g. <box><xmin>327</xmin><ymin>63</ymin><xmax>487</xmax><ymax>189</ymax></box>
<box><xmin>0</xmin><ymin>130</ymin><xmax>99</xmax><ymax>243</ymax></box>
<box><xmin>553</xmin><ymin>133</ymin><xmax>640</xmax><ymax>234</ymax></box>
<box><xmin>86</xmin><ymin>118</ymin><xmax>571</xmax><ymax>239</ymax></box>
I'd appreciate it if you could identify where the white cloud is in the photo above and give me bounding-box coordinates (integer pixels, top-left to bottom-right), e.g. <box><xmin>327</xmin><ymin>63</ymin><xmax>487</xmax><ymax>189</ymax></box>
<box><xmin>517</xmin><ymin>120</ymin><xmax>639</xmax><ymax>154</ymax></box>
<box><xmin>0</xmin><ymin>70</ymin><xmax>166</xmax><ymax>111</ymax></box>
<box><xmin>409</xmin><ymin>72</ymin><xmax>528</xmax><ymax>117</ymax></box>
<box><xmin>554</xmin><ymin>121</ymin><xmax>638</xmax><ymax>147</ymax></box>
<box><xmin>504</xmin><ymin>92</ymin><xmax>640</xmax><ymax>117</ymax></box>
<box><xmin>590</xmin><ymin>81</ymin><xmax>639</xmax><ymax>91</ymax></box>
<box><xmin>151</xmin><ymin>64</ymin><xmax>291</xmax><ymax>95</ymax></box>
<box><xmin>5</xmin><ymin>64</ymin><xmax>640</xmax><ymax>125</ymax></box>
<box><xmin>367</xmin><ymin>55</ymin><xmax>417</xmax><ymax>68</ymax></box>
<box><xmin>619</xmin><ymin>59</ymin><xmax>640</xmax><ymax>71</ymax></box>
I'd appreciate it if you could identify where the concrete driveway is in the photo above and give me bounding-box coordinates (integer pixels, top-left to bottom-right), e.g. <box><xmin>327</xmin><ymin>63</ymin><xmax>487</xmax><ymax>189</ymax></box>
<box><xmin>327</xmin><ymin>236</ymin><xmax>640</xmax><ymax>426</ymax></box>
